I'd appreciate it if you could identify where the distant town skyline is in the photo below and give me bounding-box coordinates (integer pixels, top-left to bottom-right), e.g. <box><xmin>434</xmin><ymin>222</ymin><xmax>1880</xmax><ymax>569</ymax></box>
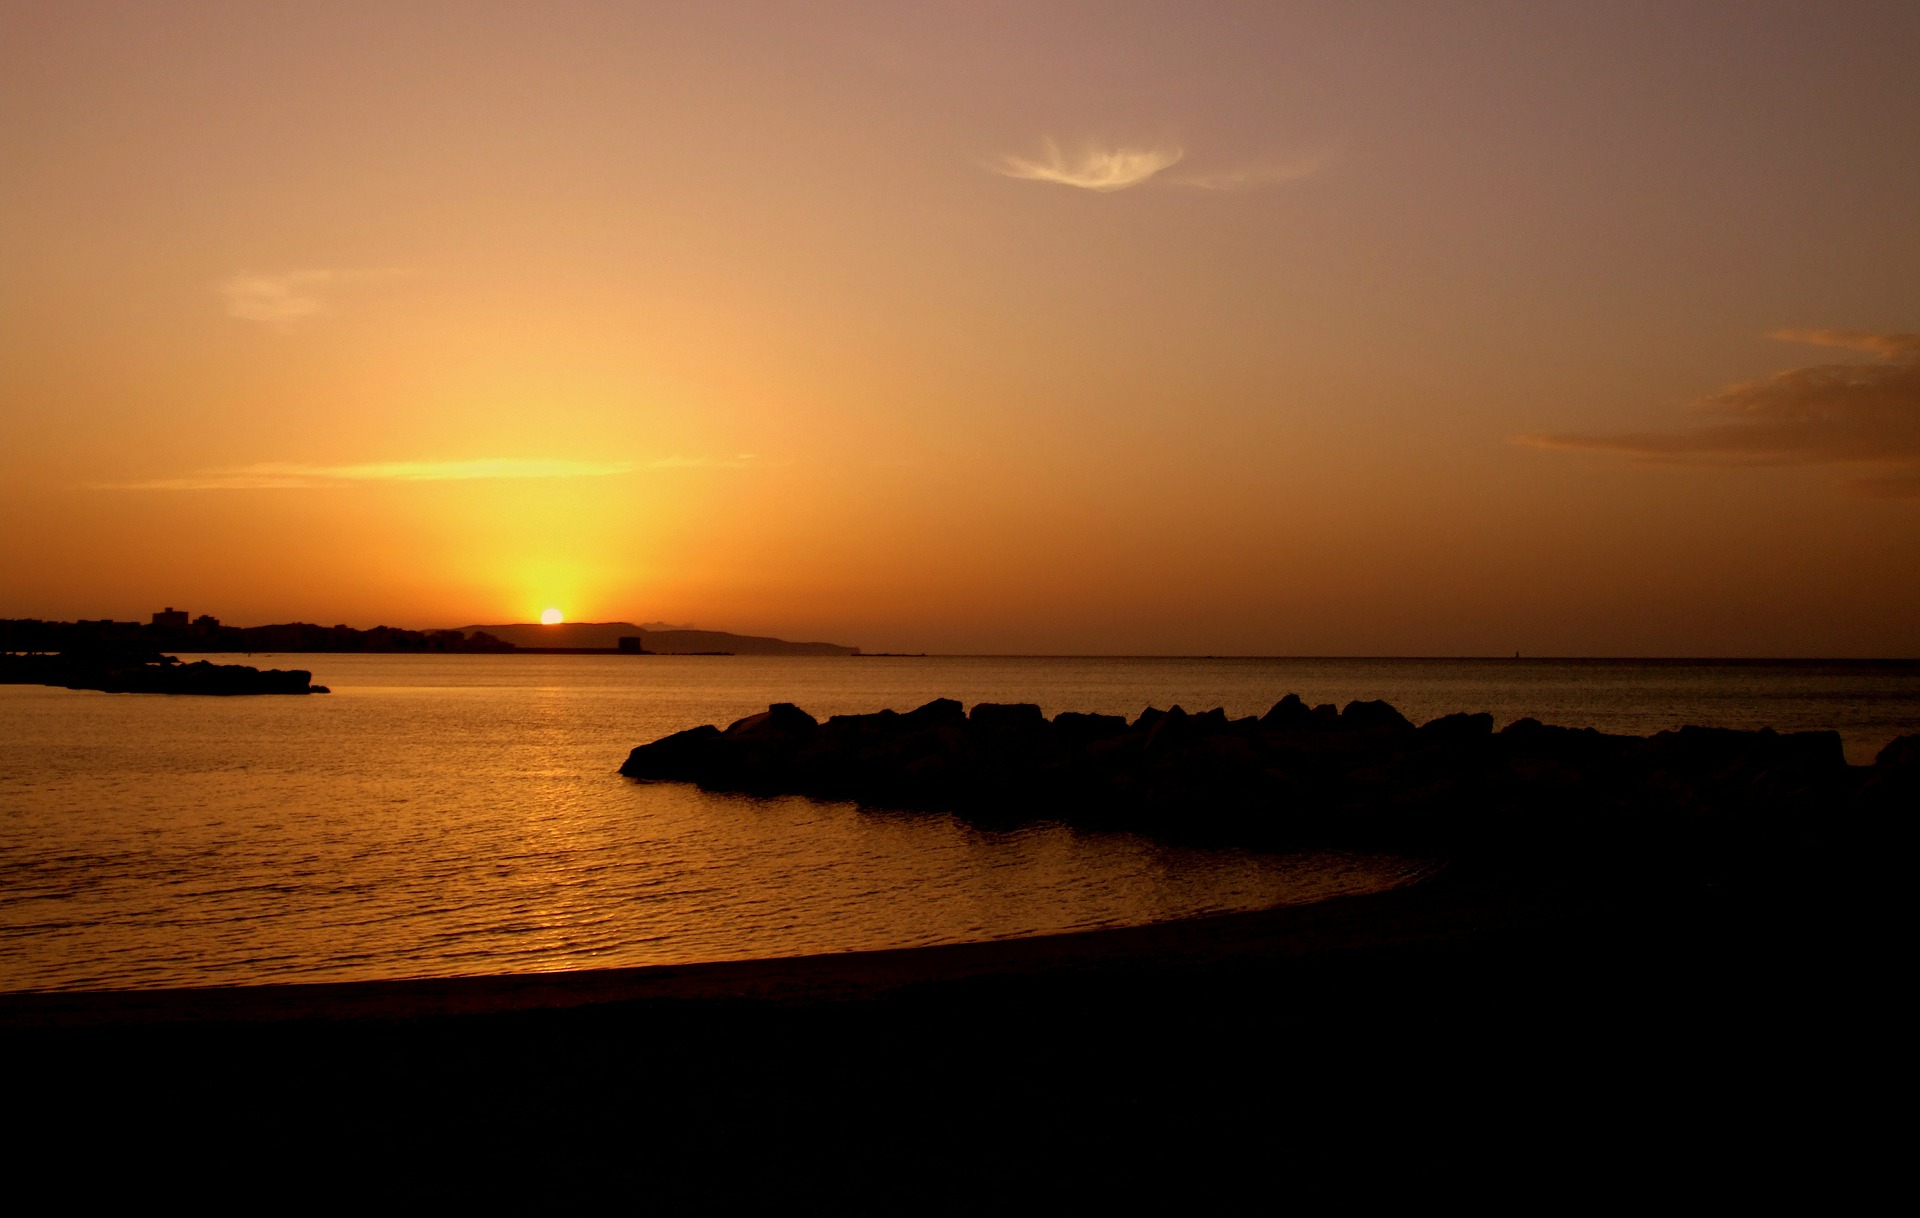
<box><xmin>4</xmin><ymin>3</ymin><xmax>1918</xmax><ymax>656</ymax></box>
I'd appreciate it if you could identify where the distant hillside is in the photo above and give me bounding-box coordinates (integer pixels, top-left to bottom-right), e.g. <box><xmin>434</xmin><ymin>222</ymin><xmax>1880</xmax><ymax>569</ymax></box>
<box><xmin>454</xmin><ymin>622</ymin><xmax>859</xmax><ymax>656</ymax></box>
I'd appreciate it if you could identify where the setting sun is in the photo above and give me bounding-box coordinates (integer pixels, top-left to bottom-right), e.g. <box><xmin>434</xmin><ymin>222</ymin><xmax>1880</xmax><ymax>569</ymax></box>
<box><xmin>540</xmin><ymin>608</ymin><xmax>563</xmax><ymax>625</ymax></box>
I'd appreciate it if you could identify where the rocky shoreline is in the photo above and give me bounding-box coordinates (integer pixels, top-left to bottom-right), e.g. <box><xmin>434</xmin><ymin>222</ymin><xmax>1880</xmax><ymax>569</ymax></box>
<box><xmin>623</xmin><ymin>695</ymin><xmax>1915</xmax><ymax>860</ymax></box>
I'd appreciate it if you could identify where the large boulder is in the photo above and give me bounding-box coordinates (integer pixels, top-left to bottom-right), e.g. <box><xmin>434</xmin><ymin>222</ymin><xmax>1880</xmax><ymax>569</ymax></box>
<box><xmin>1857</xmin><ymin>733</ymin><xmax>1919</xmax><ymax>808</ymax></box>
<box><xmin>724</xmin><ymin>702</ymin><xmax>819</xmax><ymax>741</ymax></box>
<box><xmin>1260</xmin><ymin>694</ymin><xmax>1317</xmax><ymax>730</ymax></box>
<box><xmin>1340</xmin><ymin>700</ymin><xmax>1414</xmax><ymax>735</ymax></box>
<box><xmin>1418</xmin><ymin>712</ymin><xmax>1494</xmax><ymax>742</ymax></box>
<box><xmin>904</xmin><ymin>698</ymin><xmax>966</xmax><ymax>725</ymax></box>
<box><xmin>1052</xmin><ymin>711</ymin><xmax>1130</xmax><ymax>744</ymax></box>
<box><xmin>1190</xmin><ymin>707</ymin><xmax>1230</xmax><ymax>733</ymax></box>
<box><xmin>968</xmin><ymin>702</ymin><xmax>1046</xmax><ymax>732</ymax></box>
<box><xmin>1875</xmin><ymin>733</ymin><xmax>1920</xmax><ymax>772</ymax></box>
<box><xmin>1643</xmin><ymin>726</ymin><xmax>1845</xmax><ymax>785</ymax></box>
<box><xmin>620</xmin><ymin>724</ymin><xmax>723</xmax><ymax>779</ymax></box>
<box><xmin>1142</xmin><ymin>705</ymin><xmax>1193</xmax><ymax>752</ymax></box>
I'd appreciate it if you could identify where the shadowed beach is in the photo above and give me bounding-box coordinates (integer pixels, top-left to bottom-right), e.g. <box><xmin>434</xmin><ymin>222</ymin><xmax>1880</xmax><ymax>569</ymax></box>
<box><xmin>6</xmin><ymin>851</ymin><xmax>1899</xmax><ymax>1203</ymax></box>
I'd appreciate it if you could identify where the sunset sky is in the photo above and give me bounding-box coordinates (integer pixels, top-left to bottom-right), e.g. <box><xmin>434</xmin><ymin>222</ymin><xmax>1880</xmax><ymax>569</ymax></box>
<box><xmin>4</xmin><ymin>1</ymin><xmax>1917</xmax><ymax>655</ymax></box>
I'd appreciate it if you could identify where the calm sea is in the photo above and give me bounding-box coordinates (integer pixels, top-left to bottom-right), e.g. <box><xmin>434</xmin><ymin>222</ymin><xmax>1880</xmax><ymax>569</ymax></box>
<box><xmin>3</xmin><ymin>654</ymin><xmax>1914</xmax><ymax>994</ymax></box>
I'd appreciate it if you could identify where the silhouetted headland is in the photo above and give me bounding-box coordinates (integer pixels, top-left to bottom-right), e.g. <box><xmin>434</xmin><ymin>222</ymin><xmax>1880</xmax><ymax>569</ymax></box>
<box><xmin>457</xmin><ymin>620</ymin><xmax>861</xmax><ymax>655</ymax></box>
<box><xmin>0</xmin><ymin>650</ymin><xmax>328</xmax><ymax>695</ymax></box>
<box><xmin>0</xmin><ymin>611</ymin><xmax>860</xmax><ymax>656</ymax></box>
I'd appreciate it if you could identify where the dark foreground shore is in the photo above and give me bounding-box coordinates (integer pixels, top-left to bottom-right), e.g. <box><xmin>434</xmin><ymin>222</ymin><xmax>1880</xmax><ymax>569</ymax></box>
<box><xmin>5</xmin><ymin>858</ymin><xmax>1899</xmax><ymax>1204</ymax></box>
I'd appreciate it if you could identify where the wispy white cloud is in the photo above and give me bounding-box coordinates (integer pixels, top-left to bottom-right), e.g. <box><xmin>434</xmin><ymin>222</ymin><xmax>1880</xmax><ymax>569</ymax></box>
<box><xmin>1519</xmin><ymin>329</ymin><xmax>1920</xmax><ymax>498</ymax></box>
<box><xmin>1166</xmin><ymin>151</ymin><xmax>1332</xmax><ymax>192</ymax></box>
<box><xmin>992</xmin><ymin>139</ymin><xmax>1331</xmax><ymax>194</ymax></box>
<box><xmin>95</xmin><ymin>458</ymin><xmax>638</xmax><ymax>491</ymax></box>
<box><xmin>218</xmin><ymin>268</ymin><xmax>408</xmax><ymax>329</ymax></box>
<box><xmin>992</xmin><ymin>139</ymin><xmax>1184</xmax><ymax>191</ymax></box>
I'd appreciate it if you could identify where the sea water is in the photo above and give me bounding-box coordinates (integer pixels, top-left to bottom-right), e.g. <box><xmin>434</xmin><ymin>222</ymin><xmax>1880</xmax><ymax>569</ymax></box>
<box><xmin>2</xmin><ymin>654</ymin><xmax>1914</xmax><ymax>993</ymax></box>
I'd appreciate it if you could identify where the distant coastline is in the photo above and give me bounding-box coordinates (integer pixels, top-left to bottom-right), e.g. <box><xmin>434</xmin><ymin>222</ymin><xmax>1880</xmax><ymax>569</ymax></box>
<box><xmin>454</xmin><ymin>621</ymin><xmax>859</xmax><ymax>656</ymax></box>
<box><xmin>0</xmin><ymin>611</ymin><xmax>860</xmax><ymax>658</ymax></box>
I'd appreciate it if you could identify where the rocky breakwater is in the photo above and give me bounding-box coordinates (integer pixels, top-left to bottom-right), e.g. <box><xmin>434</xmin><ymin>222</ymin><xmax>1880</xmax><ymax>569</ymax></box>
<box><xmin>623</xmin><ymin>696</ymin><xmax>1915</xmax><ymax>859</ymax></box>
<box><xmin>0</xmin><ymin>652</ymin><xmax>329</xmax><ymax>695</ymax></box>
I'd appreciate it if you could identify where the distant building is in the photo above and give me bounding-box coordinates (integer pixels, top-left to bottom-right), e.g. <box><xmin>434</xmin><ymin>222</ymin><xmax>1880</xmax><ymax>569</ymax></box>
<box><xmin>618</xmin><ymin>636</ymin><xmax>650</xmax><ymax>654</ymax></box>
<box><xmin>151</xmin><ymin>607</ymin><xmax>189</xmax><ymax>629</ymax></box>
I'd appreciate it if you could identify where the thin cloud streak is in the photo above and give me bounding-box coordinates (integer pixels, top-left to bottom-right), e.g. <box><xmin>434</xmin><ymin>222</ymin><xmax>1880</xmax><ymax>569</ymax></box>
<box><xmin>993</xmin><ymin>139</ymin><xmax>1183</xmax><ymax>191</ymax></box>
<box><xmin>219</xmin><ymin>268</ymin><xmax>409</xmax><ymax>328</ymax></box>
<box><xmin>96</xmin><ymin>459</ymin><xmax>638</xmax><ymax>491</ymax></box>
<box><xmin>1766</xmin><ymin>328</ymin><xmax>1920</xmax><ymax>359</ymax></box>
<box><xmin>1520</xmin><ymin>329</ymin><xmax>1920</xmax><ymax>497</ymax></box>
<box><xmin>647</xmin><ymin>454</ymin><xmax>771</xmax><ymax>469</ymax></box>
<box><xmin>1166</xmin><ymin>151</ymin><xmax>1331</xmax><ymax>191</ymax></box>
<box><xmin>91</xmin><ymin>455</ymin><xmax>778</xmax><ymax>491</ymax></box>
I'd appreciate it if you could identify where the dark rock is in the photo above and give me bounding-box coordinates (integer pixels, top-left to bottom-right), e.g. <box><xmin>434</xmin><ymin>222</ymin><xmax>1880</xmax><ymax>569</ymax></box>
<box><xmin>1770</xmin><ymin>730</ymin><xmax>1846</xmax><ymax>773</ymax></box>
<box><xmin>1500</xmin><ymin>718</ymin><xmax>1622</xmax><ymax>756</ymax></box>
<box><xmin>1143</xmin><ymin>706</ymin><xmax>1192</xmax><ymax>752</ymax></box>
<box><xmin>1419</xmin><ymin>712</ymin><xmax>1494</xmax><ymax>741</ymax></box>
<box><xmin>1860</xmin><ymin>733</ymin><xmax>1920</xmax><ymax>807</ymax></box>
<box><xmin>1052</xmin><ymin>712</ymin><xmax>1130</xmax><ymax>743</ymax></box>
<box><xmin>1644</xmin><ymin>725</ymin><xmax>1765</xmax><ymax>770</ymax></box>
<box><xmin>904</xmin><ymin>698</ymin><xmax>965</xmax><ymax>724</ymax></box>
<box><xmin>1875</xmin><ymin>733</ymin><xmax>1920</xmax><ymax>771</ymax></box>
<box><xmin>969</xmin><ymin>703</ymin><xmax>1046</xmax><ymax>732</ymax></box>
<box><xmin>725</xmin><ymin>702</ymin><xmax>819</xmax><ymax>740</ymax></box>
<box><xmin>796</xmin><ymin>706</ymin><xmax>979</xmax><ymax>803</ymax></box>
<box><xmin>1260</xmin><ymin>694</ymin><xmax>1316</xmax><ymax>730</ymax></box>
<box><xmin>619</xmin><ymin>696</ymin><xmax>1891</xmax><ymax>859</ymax></box>
<box><xmin>620</xmin><ymin>724</ymin><xmax>722</xmax><ymax>779</ymax></box>
<box><xmin>1340</xmin><ymin>700</ymin><xmax>1414</xmax><ymax>734</ymax></box>
<box><xmin>1640</xmin><ymin>726</ymin><xmax>1845</xmax><ymax>794</ymax></box>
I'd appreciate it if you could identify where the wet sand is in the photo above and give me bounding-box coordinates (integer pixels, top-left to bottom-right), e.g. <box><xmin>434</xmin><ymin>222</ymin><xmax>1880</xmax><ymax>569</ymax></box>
<box><xmin>6</xmin><ymin>863</ymin><xmax>1897</xmax><ymax>1202</ymax></box>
